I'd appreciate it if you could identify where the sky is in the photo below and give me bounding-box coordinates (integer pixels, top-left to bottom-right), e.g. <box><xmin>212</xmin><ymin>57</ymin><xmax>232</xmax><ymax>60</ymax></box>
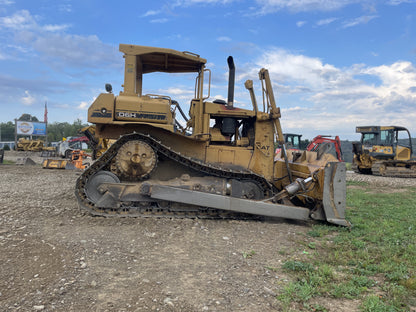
<box><xmin>0</xmin><ymin>0</ymin><xmax>415</xmax><ymax>140</ymax></box>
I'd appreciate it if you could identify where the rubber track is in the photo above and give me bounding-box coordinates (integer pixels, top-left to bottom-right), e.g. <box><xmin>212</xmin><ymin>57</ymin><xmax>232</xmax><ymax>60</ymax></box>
<box><xmin>75</xmin><ymin>133</ymin><xmax>275</xmax><ymax>218</ymax></box>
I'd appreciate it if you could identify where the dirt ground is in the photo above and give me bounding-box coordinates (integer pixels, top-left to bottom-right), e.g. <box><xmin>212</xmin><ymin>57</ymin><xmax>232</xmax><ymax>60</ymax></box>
<box><xmin>1</xmin><ymin>151</ymin><xmax>414</xmax><ymax>312</ymax></box>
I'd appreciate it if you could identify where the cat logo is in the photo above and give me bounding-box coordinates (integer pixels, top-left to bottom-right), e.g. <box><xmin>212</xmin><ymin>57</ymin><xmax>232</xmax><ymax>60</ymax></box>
<box><xmin>255</xmin><ymin>142</ymin><xmax>271</xmax><ymax>156</ymax></box>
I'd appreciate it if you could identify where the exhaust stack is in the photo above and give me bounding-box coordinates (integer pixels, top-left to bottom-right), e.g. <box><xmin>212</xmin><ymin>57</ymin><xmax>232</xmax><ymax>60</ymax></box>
<box><xmin>227</xmin><ymin>56</ymin><xmax>235</xmax><ymax>108</ymax></box>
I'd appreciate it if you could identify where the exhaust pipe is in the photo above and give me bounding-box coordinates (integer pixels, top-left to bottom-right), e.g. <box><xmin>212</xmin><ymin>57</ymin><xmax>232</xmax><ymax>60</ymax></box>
<box><xmin>227</xmin><ymin>56</ymin><xmax>235</xmax><ymax>108</ymax></box>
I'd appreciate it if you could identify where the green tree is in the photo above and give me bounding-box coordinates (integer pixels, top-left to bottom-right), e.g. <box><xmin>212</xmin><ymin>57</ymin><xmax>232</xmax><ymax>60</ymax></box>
<box><xmin>1</xmin><ymin>119</ymin><xmax>88</xmax><ymax>146</ymax></box>
<box><xmin>46</xmin><ymin>120</ymin><xmax>89</xmax><ymax>142</ymax></box>
<box><xmin>300</xmin><ymin>139</ymin><xmax>310</xmax><ymax>150</ymax></box>
<box><xmin>0</xmin><ymin>122</ymin><xmax>15</xmax><ymax>141</ymax></box>
<box><xmin>18</xmin><ymin>114</ymin><xmax>39</xmax><ymax>122</ymax></box>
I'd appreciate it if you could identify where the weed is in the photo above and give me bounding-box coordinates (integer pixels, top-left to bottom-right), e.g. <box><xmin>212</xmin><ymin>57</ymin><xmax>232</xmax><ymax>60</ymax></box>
<box><xmin>360</xmin><ymin>295</ymin><xmax>398</xmax><ymax>312</ymax></box>
<box><xmin>308</xmin><ymin>303</ymin><xmax>328</xmax><ymax>311</ymax></box>
<box><xmin>265</xmin><ymin>266</ymin><xmax>278</xmax><ymax>272</ymax></box>
<box><xmin>242</xmin><ymin>250</ymin><xmax>256</xmax><ymax>259</ymax></box>
<box><xmin>282</xmin><ymin>260</ymin><xmax>315</xmax><ymax>273</ymax></box>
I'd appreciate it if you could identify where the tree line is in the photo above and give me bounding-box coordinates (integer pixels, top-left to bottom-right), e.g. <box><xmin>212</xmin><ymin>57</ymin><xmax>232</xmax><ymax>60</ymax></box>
<box><xmin>0</xmin><ymin>114</ymin><xmax>88</xmax><ymax>144</ymax></box>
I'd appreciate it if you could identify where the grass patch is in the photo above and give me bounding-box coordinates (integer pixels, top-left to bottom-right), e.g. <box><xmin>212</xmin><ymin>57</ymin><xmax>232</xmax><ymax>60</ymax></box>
<box><xmin>276</xmin><ymin>181</ymin><xmax>416</xmax><ymax>311</ymax></box>
<box><xmin>1</xmin><ymin>160</ymin><xmax>15</xmax><ymax>164</ymax></box>
<box><xmin>242</xmin><ymin>250</ymin><xmax>256</xmax><ymax>259</ymax></box>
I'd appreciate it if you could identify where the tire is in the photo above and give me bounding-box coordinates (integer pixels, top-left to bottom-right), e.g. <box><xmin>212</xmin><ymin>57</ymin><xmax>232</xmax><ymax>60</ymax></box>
<box><xmin>65</xmin><ymin>149</ymin><xmax>72</xmax><ymax>159</ymax></box>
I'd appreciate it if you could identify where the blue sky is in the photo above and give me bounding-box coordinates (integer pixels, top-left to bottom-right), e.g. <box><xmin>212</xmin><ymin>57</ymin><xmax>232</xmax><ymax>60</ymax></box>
<box><xmin>0</xmin><ymin>0</ymin><xmax>415</xmax><ymax>140</ymax></box>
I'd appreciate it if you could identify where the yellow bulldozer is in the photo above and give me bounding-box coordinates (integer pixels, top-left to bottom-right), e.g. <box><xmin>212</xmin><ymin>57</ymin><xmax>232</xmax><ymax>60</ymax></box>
<box><xmin>79</xmin><ymin>125</ymin><xmax>115</xmax><ymax>160</ymax></box>
<box><xmin>16</xmin><ymin>138</ymin><xmax>55</xmax><ymax>152</ymax></box>
<box><xmin>352</xmin><ymin>126</ymin><xmax>416</xmax><ymax>177</ymax></box>
<box><xmin>75</xmin><ymin>44</ymin><xmax>350</xmax><ymax>227</ymax></box>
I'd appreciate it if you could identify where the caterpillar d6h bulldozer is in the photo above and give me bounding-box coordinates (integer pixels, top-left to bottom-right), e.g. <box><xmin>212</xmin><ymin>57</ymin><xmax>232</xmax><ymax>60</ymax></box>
<box><xmin>75</xmin><ymin>44</ymin><xmax>350</xmax><ymax>227</ymax></box>
<box><xmin>352</xmin><ymin>126</ymin><xmax>416</xmax><ymax>177</ymax></box>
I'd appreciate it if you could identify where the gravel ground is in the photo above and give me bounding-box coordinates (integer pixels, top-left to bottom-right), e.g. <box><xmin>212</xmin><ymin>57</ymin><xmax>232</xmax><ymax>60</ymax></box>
<box><xmin>347</xmin><ymin>171</ymin><xmax>416</xmax><ymax>187</ymax></box>
<box><xmin>1</xmin><ymin>150</ymin><xmax>413</xmax><ymax>311</ymax></box>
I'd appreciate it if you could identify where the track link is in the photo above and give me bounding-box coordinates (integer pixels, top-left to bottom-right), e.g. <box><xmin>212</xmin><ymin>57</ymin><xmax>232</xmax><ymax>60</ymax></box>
<box><xmin>75</xmin><ymin>133</ymin><xmax>275</xmax><ymax>218</ymax></box>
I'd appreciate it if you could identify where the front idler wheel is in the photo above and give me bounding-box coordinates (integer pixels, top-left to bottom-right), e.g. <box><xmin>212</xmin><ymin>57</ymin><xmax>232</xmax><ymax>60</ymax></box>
<box><xmin>85</xmin><ymin>171</ymin><xmax>120</xmax><ymax>204</ymax></box>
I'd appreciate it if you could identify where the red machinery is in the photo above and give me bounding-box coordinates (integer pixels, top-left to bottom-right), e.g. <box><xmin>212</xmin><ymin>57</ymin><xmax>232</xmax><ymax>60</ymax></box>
<box><xmin>68</xmin><ymin>136</ymin><xmax>89</xmax><ymax>143</ymax></box>
<box><xmin>306</xmin><ymin>135</ymin><xmax>343</xmax><ymax>162</ymax></box>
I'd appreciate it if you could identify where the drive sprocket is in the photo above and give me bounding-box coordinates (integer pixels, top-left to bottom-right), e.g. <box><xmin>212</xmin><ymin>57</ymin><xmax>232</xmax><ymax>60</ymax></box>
<box><xmin>114</xmin><ymin>140</ymin><xmax>157</xmax><ymax>180</ymax></box>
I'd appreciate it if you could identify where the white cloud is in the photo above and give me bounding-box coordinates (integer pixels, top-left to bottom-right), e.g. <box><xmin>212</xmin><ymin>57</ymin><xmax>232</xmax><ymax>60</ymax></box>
<box><xmin>78</xmin><ymin>101</ymin><xmax>89</xmax><ymax>110</ymax></box>
<box><xmin>174</xmin><ymin>0</ymin><xmax>234</xmax><ymax>5</ymax></box>
<box><xmin>142</xmin><ymin>10</ymin><xmax>161</xmax><ymax>17</ymax></box>
<box><xmin>296</xmin><ymin>21</ymin><xmax>307</xmax><ymax>27</ymax></box>
<box><xmin>217</xmin><ymin>36</ymin><xmax>231</xmax><ymax>42</ymax></box>
<box><xmin>174</xmin><ymin>0</ymin><xmax>362</xmax><ymax>11</ymax></box>
<box><xmin>150</xmin><ymin>18</ymin><xmax>169</xmax><ymax>23</ymax></box>
<box><xmin>31</xmin><ymin>33</ymin><xmax>118</xmax><ymax>68</ymax></box>
<box><xmin>58</xmin><ymin>4</ymin><xmax>72</xmax><ymax>13</ymax></box>
<box><xmin>254</xmin><ymin>48</ymin><xmax>346</xmax><ymax>90</ymax></box>
<box><xmin>281</xmin><ymin>106</ymin><xmax>303</xmax><ymax>113</ymax></box>
<box><xmin>0</xmin><ymin>10</ymin><xmax>118</xmax><ymax>69</ymax></box>
<box><xmin>21</xmin><ymin>90</ymin><xmax>35</xmax><ymax>106</ymax></box>
<box><xmin>0</xmin><ymin>10</ymin><xmax>35</xmax><ymax>30</ymax></box>
<box><xmin>0</xmin><ymin>9</ymin><xmax>71</xmax><ymax>32</ymax></box>
<box><xmin>387</xmin><ymin>0</ymin><xmax>416</xmax><ymax>4</ymax></box>
<box><xmin>255</xmin><ymin>0</ymin><xmax>361</xmax><ymax>13</ymax></box>
<box><xmin>342</xmin><ymin>15</ymin><xmax>378</xmax><ymax>28</ymax></box>
<box><xmin>0</xmin><ymin>0</ymin><xmax>14</xmax><ymax>4</ymax></box>
<box><xmin>42</xmin><ymin>24</ymin><xmax>71</xmax><ymax>32</ymax></box>
<box><xmin>166</xmin><ymin>0</ymin><xmax>411</xmax><ymax>16</ymax></box>
<box><xmin>316</xmin><ymin>17</ymin><xmax>338</xmax><ymax>26</ymax></box>
<box><xmin>235</xmin><ymin>48</ymin><xmax>416</xmax><ymax>139</ymax></box>
<box><xmin>162</xmin><ymin>87</ymin><xmax>188</xmax><ymax>95</ymax></box>
<box><xmin>160</xmin><ymin>87</ymin><xmax>194</xmax><ymax>100</ymax></box>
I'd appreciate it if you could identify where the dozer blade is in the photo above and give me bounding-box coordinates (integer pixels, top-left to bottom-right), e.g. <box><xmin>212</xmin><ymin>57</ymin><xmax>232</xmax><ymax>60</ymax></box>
<box><xmin>139</xmin><ymin>184</ymin><xmax>312</xmax><ymax>221</ymax></box>
<box><xmin>42</xmin><ymin>159</ymin><xmax>68</xmax><ymax>169</ymax></box>
<box><xmin>65</xmin><ymin>162</ymin><xmax>76</xmax><ymax>170</ymax></box>
<box><xmin>321</xmin><ymin>162</ymin><xmax>350</xmax><ymax>227</ymax></box>
<box><xmin>16</xmin><ymin>157</ymin><xmax>36</xmax><ymax>166</ymax></box>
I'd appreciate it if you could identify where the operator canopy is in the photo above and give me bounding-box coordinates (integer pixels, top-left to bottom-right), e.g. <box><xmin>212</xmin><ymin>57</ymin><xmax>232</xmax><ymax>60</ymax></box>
<box><xmin>119</xmin><ymin>44</ymin><xmax>207</xmax><ymax>74</ymax></box>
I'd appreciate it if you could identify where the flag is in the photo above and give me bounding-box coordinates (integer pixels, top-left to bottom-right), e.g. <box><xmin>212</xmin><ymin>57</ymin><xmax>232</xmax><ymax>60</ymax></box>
<box><xmin>44</xmin><ymin>102</ymin><xmax>48</xmax><ymax>123</ymax></box>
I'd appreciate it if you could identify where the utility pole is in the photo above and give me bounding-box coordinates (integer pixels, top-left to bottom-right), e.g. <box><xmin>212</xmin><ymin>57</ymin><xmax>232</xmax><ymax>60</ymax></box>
<box><xmin>14</xmin><ymin>119</ymin><xmax>17</xmax><ymax>150</ymax></box>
